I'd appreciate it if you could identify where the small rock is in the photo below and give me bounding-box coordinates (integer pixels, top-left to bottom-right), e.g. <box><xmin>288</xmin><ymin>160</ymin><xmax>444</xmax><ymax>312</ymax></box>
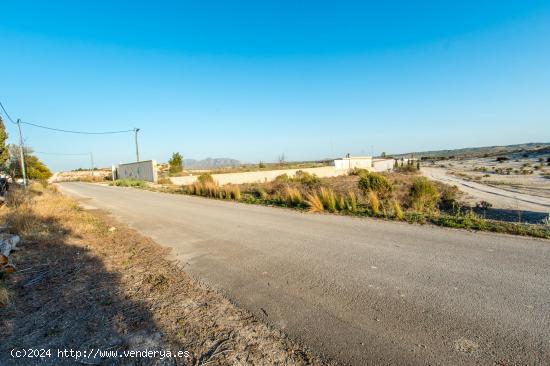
<box><xmin>108</xmin><ymin>227</ymin><xmax>116</xmax><ymax>232</ymax></box>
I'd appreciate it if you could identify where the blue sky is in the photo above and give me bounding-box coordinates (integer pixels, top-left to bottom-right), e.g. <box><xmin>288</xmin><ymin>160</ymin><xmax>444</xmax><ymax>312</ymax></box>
<box><xmin>1</xmin><ymin>1</ymin><xmax>549</xmax><ymax>171</ymax></box>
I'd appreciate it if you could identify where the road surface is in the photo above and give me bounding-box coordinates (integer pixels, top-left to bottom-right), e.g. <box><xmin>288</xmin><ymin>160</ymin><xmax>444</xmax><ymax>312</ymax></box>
<box><xmin>422</xmin><ymin>167</ymin><xmax>550</xmax><ymax>213</ymax></box>
<box><xmin>59</xmin><ymin>182</ymin><xmax>550</xmax><ymax>365</ymax></box>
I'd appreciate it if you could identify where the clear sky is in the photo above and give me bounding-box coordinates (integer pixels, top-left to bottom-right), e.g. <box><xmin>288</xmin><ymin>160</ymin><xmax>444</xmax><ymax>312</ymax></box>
<box><xmin>1</xmin><ymin>1</ymin><xmax>549</xmax><ymax>171</ymax></box>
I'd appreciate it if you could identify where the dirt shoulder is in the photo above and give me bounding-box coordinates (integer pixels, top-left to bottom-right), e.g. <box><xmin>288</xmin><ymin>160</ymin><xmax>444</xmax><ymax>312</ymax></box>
<box><xmin>0</xmin><ymin>184</ymin><xmax>325</xmax><ymax>365</ymax></box>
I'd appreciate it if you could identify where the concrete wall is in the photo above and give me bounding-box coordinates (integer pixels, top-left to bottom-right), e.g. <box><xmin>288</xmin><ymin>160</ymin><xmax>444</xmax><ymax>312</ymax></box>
<box><xmin>115</xmin><ymin>160</ymin><xmax>158</xmax><ymax>183</ymax></box>
<box><xmin>334</xmin><ymin>157</ymin><xmax>373</xmax><ymax>170</ymax></box>
<box><xmin>372</xmin><ymin>159</ymin><xmax>395</xmax><ymax>172</ymax></box>
<box><xmin>170</xmin><ymin>166</ymin><xmax>343</xmax><ymax>186</ymax></box>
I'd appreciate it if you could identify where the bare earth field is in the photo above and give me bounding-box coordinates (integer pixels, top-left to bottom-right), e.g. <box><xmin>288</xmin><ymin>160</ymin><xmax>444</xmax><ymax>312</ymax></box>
<box><xmin>422</xmin><ymin>153</ymin><xmax>550</xmax><ymax>223</ymax></box>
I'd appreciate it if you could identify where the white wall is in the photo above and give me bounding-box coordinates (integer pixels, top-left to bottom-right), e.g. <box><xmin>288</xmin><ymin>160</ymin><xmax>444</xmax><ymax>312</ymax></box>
<box><xmin>372</xmin><ymin>159</ymin><xmax>395</xmax><ymax>172</ymax></box>
<box><xmin>115</xmin><ymin>160</ymin><xmax>158</xmax><ymax>182</ymax></box>
<box><xmin>170</xmin><ymin>166</ymin><xmax>343</xmax><ymax>186</ymax></box>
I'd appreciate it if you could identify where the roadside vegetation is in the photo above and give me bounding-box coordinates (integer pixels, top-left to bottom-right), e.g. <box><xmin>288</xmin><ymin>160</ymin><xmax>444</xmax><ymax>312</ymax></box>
<box><xmin>159</xmin><ymin>169</ymin><xmax>550</xmax><ymax>239</ymax></box>
<box><xmin>109</xmin><ymin>178</ymin><xmax>148</xmax><ymax>188</ymax></box>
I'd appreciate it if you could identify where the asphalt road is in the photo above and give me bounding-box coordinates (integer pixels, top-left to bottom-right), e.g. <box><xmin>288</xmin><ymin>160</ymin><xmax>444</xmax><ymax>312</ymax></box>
<box><xmin>58</xmin><ymin>182</ymin><xmax>550</xmax><ymax>365</ymax></box>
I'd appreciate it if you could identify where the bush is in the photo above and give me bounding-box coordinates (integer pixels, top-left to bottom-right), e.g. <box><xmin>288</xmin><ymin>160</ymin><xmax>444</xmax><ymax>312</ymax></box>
<box><xmin>197</xmin><ymin>173</ymin><xmax>214</xmax><ymax>184</ymax></box>
<box><xmin>111</xmin><ymin>179</ymin><xmax>147</xmax><ymax>188</ymax></box>
<box><xmin>274</xmin><ymin>174</ymin><xmax>290</xmax><ymax>183</ymax></box>
<box><xmin>168</xmin><ymin>152</ymin><xmax>183</xmax><ymax>174</ymax></box>
<box><xmin>395</xmin><ymin>165</ymin><xmax>418</xmax><ymax>173</ymax></box>
<box><xmin>410</xmin><ymin>177</ymin><xmax>439</xmax><ymax>212</ymax></box>
<box><xmin>349</xmin><ymin>168</ymin><xmax>370</xmax><ymax>177</ymax></box>
<box><xmin>292</xmin><ymin>171</ymin><xmax>320</xmax><ymax>188</ymax></box>
<box><xmin>439</xmin><ymin>185</ymin><xmax>460</xmax><ymax>210</ymax></box>
<box><xmin>358</xmin><ymin>172</ymin><xmax>393</xmax><ymax>194</ymax></box>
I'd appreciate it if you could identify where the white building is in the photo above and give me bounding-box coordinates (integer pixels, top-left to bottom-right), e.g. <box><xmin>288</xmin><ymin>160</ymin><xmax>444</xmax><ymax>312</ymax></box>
<box><xmin>334</xmin><ymin>156</ymin><xmax>373</xmax><ymax>171</ymax></box>
<box><xmin>333</xmin><ymin>155</ymin><xmax>395</xmax><ymax>172</ymax></box>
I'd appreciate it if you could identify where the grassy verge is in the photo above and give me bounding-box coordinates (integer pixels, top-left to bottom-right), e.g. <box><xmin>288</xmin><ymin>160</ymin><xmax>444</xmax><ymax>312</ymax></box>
<box><xmin>147</xmin><ymin>171</ymin><xmax>550</xmax><ymax>240</ymax></box>
<box><xmin>0</xmin><ymin>184</ymin><xmax>324</xmax><ymax>365</ymax></box>
<box><xmin>110</xmin><ymin>178</ymin><xmax>148</xmax><ymax>188</ymax></box>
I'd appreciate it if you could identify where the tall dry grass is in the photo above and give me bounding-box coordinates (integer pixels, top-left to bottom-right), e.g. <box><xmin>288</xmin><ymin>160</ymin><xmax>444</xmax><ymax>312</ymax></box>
<box><xmin>392</xmin><ymin>200</ymin><xmax>404</xmax><ymax>220</ymax></box>
<box><xmin>319</xmin><ymin>187</ymin><xmax>337</xmax><ymax>212</ymax></box>
<box><xmin>347</xmin><ymin>191</ymin><xmax>357</xmax><ymax>212</ymax></box>
<box><xmin>306</xmin><ymin>193</ymin><xmax>324</xmax><ymax>212</ymax></box>
<box><xmin>284</xmin><ymin>187</ymin><xmax>303</xmax><ymax>206</ymax></box>
<box><xmin>368</xmin><ymin>191</ymin><xmax>380</xmax><ymax>215</ymax></box>
<box><xmin>224</xmin><ymin>185</ymin><xmax>241</xmax><ymax>200</ymax></box>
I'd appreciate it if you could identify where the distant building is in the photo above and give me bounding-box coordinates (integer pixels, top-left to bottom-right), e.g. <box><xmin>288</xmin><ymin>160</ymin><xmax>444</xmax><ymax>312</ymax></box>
<box><xmin>333</xmin><ymin>155</ymin><xmax>395</xmax><ymax>172</ymax></box>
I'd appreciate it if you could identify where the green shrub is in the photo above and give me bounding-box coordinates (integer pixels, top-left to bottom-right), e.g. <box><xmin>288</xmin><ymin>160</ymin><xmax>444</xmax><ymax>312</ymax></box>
<box><xmin>358</xmin><ymin>172</ymin><xmax>393</xmax><ymax>194</ymax></box>
<box><xmin>197</xmin><ymin>173</ymin><xmax>214</xmax><ymax>184</ymax></box>
<box><xmin>292</xmin><ymin>171</ymin><xmax>320</xmax><ymax>188</ymax></box>
<box><xmin>168</xmin><ymin>152</ymin><xmax>184</xmax><ymax>174</ymax></box>
<box><xmin>439</xmin><ymin>185</ymin><xmax>460</xmax><ymax>210</ymax></box>
<box><xmin>111</xmin><ymin>179</ymin><xmax>147</xmax><ymax>188</ymax></box>
<box><xmin>410</xmin><ymin>177</ymin><xmax>439</xmax><ymax>212</ymax></box>
<box><xmin>274</xmin><ymin>174</ymin><xmax>290</xmax><ymax>183</ymax></box>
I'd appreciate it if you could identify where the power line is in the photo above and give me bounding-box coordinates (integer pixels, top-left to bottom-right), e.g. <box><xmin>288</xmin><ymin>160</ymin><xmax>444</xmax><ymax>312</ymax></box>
<box><xmin>1</xmin><ymin>99</ymin><xmax>135</xmax><ymax>134</ymax></box>
<box><xmin>21</xmin><ymin>120</ymin><xmax>134</xmax><ymax>135</ymax></box>
<box><xmin>34</xmin><ymin>151</ymin><xmax>90</xmax><ymax>156</ymax></box>
<box><xmin>0</xmin><ymin>101</ymin><xmax>17</xmax><ymax>124</ymax></box>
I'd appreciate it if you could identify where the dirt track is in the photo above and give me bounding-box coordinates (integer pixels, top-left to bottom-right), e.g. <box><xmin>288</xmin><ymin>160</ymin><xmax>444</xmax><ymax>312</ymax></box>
<box><xmin>422</xmin><ymin>167</ymin><xmax>550</xmax><ymax>214</ymax></box>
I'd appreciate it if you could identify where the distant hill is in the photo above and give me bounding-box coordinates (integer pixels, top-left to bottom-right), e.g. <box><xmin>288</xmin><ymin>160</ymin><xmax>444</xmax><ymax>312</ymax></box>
<box><xmin>392</xmin><ymin>142</ymin><xmax>550</xmax><ymax>159</ymax></box>
<box><xmin>184</xmin><ymin>157</ymin><xmax>241</xmax><ymax>169</ymax></box>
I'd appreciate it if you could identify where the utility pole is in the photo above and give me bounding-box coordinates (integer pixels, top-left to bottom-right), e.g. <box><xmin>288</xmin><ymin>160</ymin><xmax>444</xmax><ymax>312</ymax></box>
<box><xmin>134</xmin><ymin>128</ymin><xmax>140</xmax><ymax>162</ymax></box>
<box><xmin>16</xmin><ymin>119</ymin><xmax>27</xmax><ymax>187</ymax></box>
<box><xmin>90</xmin><ymin>152</ymin><xmax>94</xmax><ymax>177</ymax></box>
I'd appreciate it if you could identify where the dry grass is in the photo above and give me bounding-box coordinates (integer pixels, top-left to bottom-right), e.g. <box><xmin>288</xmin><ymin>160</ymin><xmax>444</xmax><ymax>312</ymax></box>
<box><xmin>347</xmin><ymin>191</ymin><xmax>357</xmax><ymax>212</ymax></box>
<box><xmin>0</xmin><ymin>185</ymin><xmax>324</xmax><ymax>365</ymax></box>
<box><xmin>319</xmin><ymin>187</ymin><xmax>337</xmax><ymax>212</ymax></box>
<box><xmin>306</xmin><ymin>193</ymin><xmax>324</xmax><ymax>212</ymax></box>
<box><xmin>285</xmin><ymin>186</ymin><xmax>303</xmax><ymax>206</ymax></box>
<box><xmin>368</xmin><ymin>191</ymin><xmax>380</xmax><ymax>215</ymax></box>
<box><xmin>393</xmin><ymin>200</ymin><xmax>404</xmax><ymax>220</ymax></box>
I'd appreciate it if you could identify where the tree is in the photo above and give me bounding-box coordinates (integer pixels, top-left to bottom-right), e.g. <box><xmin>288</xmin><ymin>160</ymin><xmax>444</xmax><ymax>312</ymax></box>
<box><xmin>0</xmin><ymin>116</ymin><xmax>9</xmax><ymax>171</ymax></box>
<box><xmin>7</xmin><ymin>144</ymin><xmax>52</xmax><ymax>180</ymax></box>
<box><xmin>168</xmin><ymin>152</ymin><xmax>183</xmax><ymax>174</ymax></box>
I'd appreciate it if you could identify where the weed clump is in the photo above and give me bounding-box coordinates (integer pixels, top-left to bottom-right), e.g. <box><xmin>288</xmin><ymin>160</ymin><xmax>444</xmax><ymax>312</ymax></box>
<box><xmin>358</xmin><ymin>173</ymin><xmax>393</xmax><ymax>195</ymax></box>
<box><xmin>410</xmin><ymin>177</ymin><xmax>439</xmax><ymax>212</ymax></box>
<box><xmin>197</xmin><ymin>173</ymin><xmax>214</xmax><ymax>184</ymax></box>
<box><xmin>110</xmin><ymin>179</ymin><xmax>148</xmax><ymax>188</ymax></box>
